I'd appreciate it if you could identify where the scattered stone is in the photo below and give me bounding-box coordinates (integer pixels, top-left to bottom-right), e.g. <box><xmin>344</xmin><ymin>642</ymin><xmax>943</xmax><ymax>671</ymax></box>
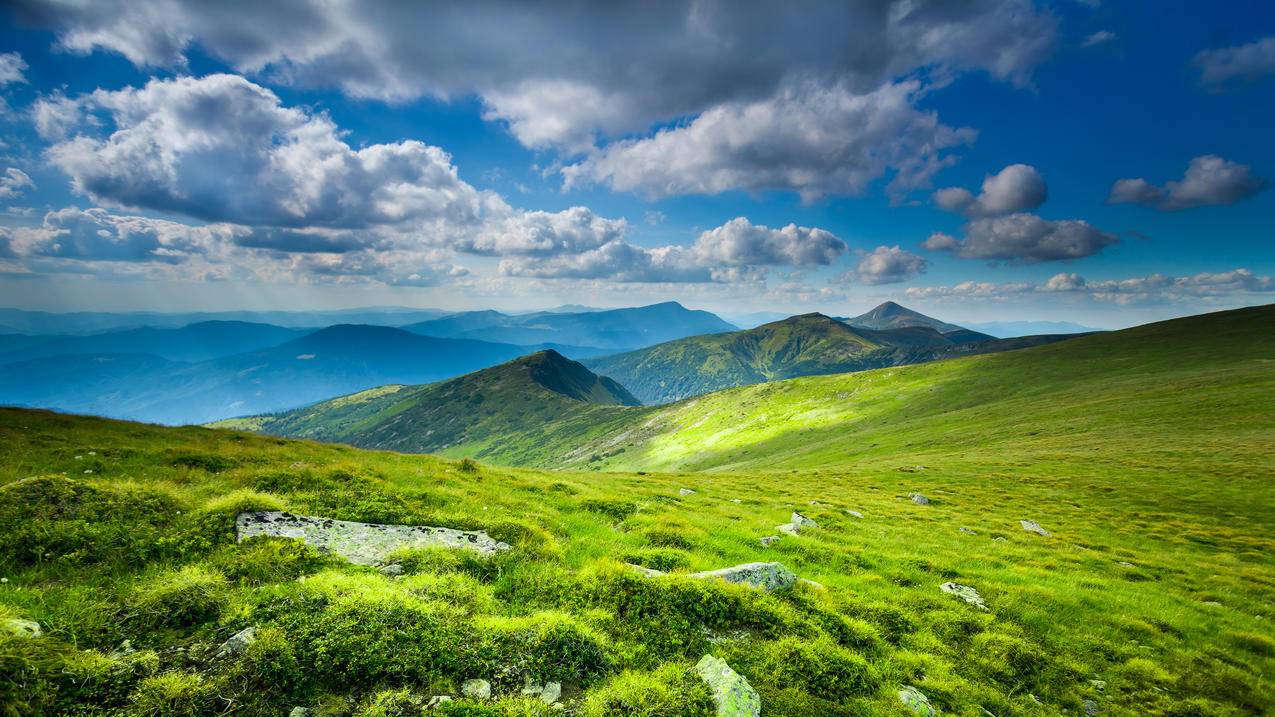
<box><xmin>1020</xmin><ymin>520</ymin><xmax>1051</xmax><ymax>537</ymax></box>
<box><xmin>959</xmin><ymin>527</ymin><xmax>977</xmax><ymax>535</ymax></box>
<box><xmin>790</xmin><ymin>512</ymin><xmax>818</xmax><ymax>529</ymax></box>
<box><xmin>215</xmin><ymin>626</ymin><xmax>257</xmax><ymax>658</ymax></box>
<box><xmin>993</xmin><ymin>536</ymin><xmax>1008</xmax><ymax>542</ymax></box>
<box><xmin>759</xmin><ymin>535</ymin><xmax>780</xmax><ymax>547</ymax></box>
<box><xmin>729</xmin><ymin>498</ymin><xmax>742</xmax><ymax>504</ymax></box>
<box><xmin>689</xmin><ymin>562</ymin><xmax>797</xmax><ymax>592</ymax></box>
<box><xmin>539</xmin><ymin>682</ymin><xmax>562</xmax><ymax>704</ymax></box>
<box><xmin>1202</xmin><ymin>600</ymin><xmax>1223</xmax><ymax>608</ymax></box>
<box><xmin>426</xmin><ymin>696</ymin><xmax>453</xmax><ymax>708</ymax></box>
<box><xmin>288</xmin><ymin>708</ymin><xmax>312</xmax><ymax>717</ymax></box>
<box><xmin>1117</xmin><ymin>561</ymin><xmax>1135</xmax><ymax>568</ymax></box>
<box><xmin>846</xmin><ymin>510</ymin><xmax>864</xmax><ymax>519</ymax></box>
<box><xmin>695</xmin><ymin>655</ymin><xmax>761</xmax><ymax>717</ymax></box>
<box><xmin>898</xmin><ymin>465</ymin><xmax>927</xmax><ymax>473</ymax></box>
<box><xmin>2</xmin><ymin>618</ymin><xmax>41</xmax><ymax>638</ymax></box>
<box><xmin>776</xmin><ymin>524</ymin><xmax>800</xmax><ymax>536</ymax></box>
<box><xmin>679</xmin><ymin>488</ymin><xmax>696</xmax><ymax>496</ymax></box>
<box><xmin>1083</xmin><ymin>698</ymin><xmax>1099</xmax><ymax>715</ymax></box>
<box><xmin>624</xmin><ymin>562</ymin><xmax>667</xmax><ymax>578</ymax></box>
<box><xmin>378</xmin><ymin>563</ymin><xmax>405</xmax><ymax>576</ymax></box>
<box><xmin>461</xmin><ymin>679</ymin><xmax>491</xmax><ymax>700</ymax></box>
<box><xmin>1088</xmin><ymin>679</ymin><xmax>1106</xmax><ymax>691</ymax></box>
<box><xmin>235</xmin><ymin>511</ymin><xmax>511</xmax><ymax>565</ymax></box>
<box><xmin>909</xmin><ymin>493</ymin><xmax>930</xmax><ymax>506</ymax></box>
<box><xmin>898</xmin><ymin>685</ymin><xmax>936</xmax><ymax>717</ymax></box>
<box><xmin>940</xmin><ymin>582</ymin><xmax>988</xmax><ymax>611</ymax></box>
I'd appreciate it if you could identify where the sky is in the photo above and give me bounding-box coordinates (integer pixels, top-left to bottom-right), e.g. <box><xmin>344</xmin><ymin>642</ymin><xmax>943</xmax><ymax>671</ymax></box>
<box><xmin>0</xmin><ymin>1</ymin><xmax>1272</xmax><ymax>328</ymax></box>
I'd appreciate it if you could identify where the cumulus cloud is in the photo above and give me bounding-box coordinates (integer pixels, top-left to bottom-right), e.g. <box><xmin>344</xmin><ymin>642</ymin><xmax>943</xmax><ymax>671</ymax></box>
<box><xmin>933</xmin><ymin>163</ymin><xmax>1047</xmax><ymax>217</ymax></box>
<box><xmin>923</xmin><ymin>213</ymin><xmax>1118</xmax><ymax>263</ymax></box>
<box><xmin>1107</xmin><ymin>155</ymin><xmax>1266</xmax><ymax>211</ymax></box>
<box><xmin>0</xmin><ymin>52</ymin><xmax>27</xmax><ymax>85</ymax></box>
<box><xmin>1193</xmin><ymin>36</ymin><xmax>1275</xmax><ymax>89</ymax></box>
<box><xmin>907</xmin><ymin>268</ymin><xmax>1274</xmax><ymax>305</ymax></box>
<box><xmin>843</xmin><ymin>245</ymin><xmax>928</xmax><ymax>285</ymax></box>
<box><xmin>690</xmin><ymin>217</ymin><xmax>846</xmax><ymax>267</ymax></box>
<box><xmin>1082</xmin><ymin>30</ymin><xmax>1116</xmax><ymax>47</ymax></box>
<box><xmin>562</xmin><ymin>80</ymin><xmax>976</xmax><ymax>202</ymax></box>
<box><xmin>2</xmin><ymin>207</ymin><xmax>220</xmax><ymax>263</ymax></box>
<box><xmin>0</xmin><ymin>168</ymin><xmax>36</xmax><ymax>199</ymax></box>
<box><xmin>460</xmin><ymin>206</ymin><xmax>627</xmax><ymax>256</ymax></box>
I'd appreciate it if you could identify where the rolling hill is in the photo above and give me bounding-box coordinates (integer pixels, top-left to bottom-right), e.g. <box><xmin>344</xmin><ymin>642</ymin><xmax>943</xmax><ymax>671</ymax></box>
<box><xmin>0</xmin><ymin>320</ymin><xmax>310</xmax><ymax>364</ymax></box>
<box><xmin>581</xmin><ymin>313</ymin><xmax>1065</xmax><ymax>404</ymax></box>
<box><xmin>404</xmin><ymin>301</ymin><xmax>737</xmax><ymax>351</ymax></box>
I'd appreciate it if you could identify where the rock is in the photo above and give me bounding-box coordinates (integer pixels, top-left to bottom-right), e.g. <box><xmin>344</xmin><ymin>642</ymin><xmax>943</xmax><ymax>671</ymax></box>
<box><xmin>729</xmin><ymin>498</ymin><xmax>742</xmax><ymax>504</ymax></box>
<box><xmin>680</xmin><ymin>488</ymin><xmax>696</xmax><ymax>496</ymax></box>
<box><xmin>689</xmin><ymin>562</ymin><xmax>797</xmax><ymax>592</ymax></box>
<box><xmin>759</xmin><ymin>535</ymin><xmax>780</xmax><ymax>547</ymax></box>
<box><xmin>790</xmin><ymin>512</ymin><xmax>818</xmax><ymax>529</ymax></box>
<box><xmin>379</xmin><ymin>563</ymin><xmax>405</xmax><ymax>576</ymax></box>
<box><xmin>776</xmin><ymin>523</ymin><xmax>800</xmax><ymax>536</ymax></box>
<box><xmin>909</xmin><ymin>493</ymin><xmax>930</xmax><ymax>506</ymax></box>
<box><xmin>1083</xmin><ymin>698</ymin><xmax>1099</xmax><ymax>715</ymax></box>
<box><xmin>235</xmin><ymin>511</ymin><xmax>511</xmax><ymax>565</ymax></box>
<box><xmin>940</xmin><ymin>582</ymin><xmax>988</xmax><ymax>610</ymax></box>
<box><xmin>2</xmin><ymin>618</ymin><xmax>41</xmax><ymax>638</ymax></box>
<box><xmin>426</xmin><ymin>696</ymin><xmax>453</xmax><ymax>708</ymax></box>
<box><xmin>1117</xmin><ymin>561</ymin><xmax>1135</xmax><ymax>568</ymax></box>
<box><xmin>1089</xmin><ymin>679</ymin><xmax>1107</xmax><ymax>692</ymax></box>
<box><xmin>695</xmin><ymin>655</ymin><xmax>761</xmax><ymax>717</ymax></box>
<box><xmin>215</xmin><ymin>626</ymin><xmax>257</xmax><ymax>658</ymax></box>
<box><xmin>959</xmin><ymin>527</ymin><xmax>977</xmax><ymax>535</ymax></box>
<box><xmin>539</xmin><ymin>682</ymin><xmax>562</xmax><ymax>704</ymax></box>
<box><xmin>461</xmin><ymin>679</ymin><xmax>491</xmax><ymax>700</ymax></box>
<box><xmin>109</xmin><ymin>639</ymin><xmax>135</xmax><ymax>658</ymax></box>
<box><xmin>898</xmin><ymin>685</ymin><xmax>936</xmax><ymax>717</ymax></box>
<box><xmin>993</xmin><ymin>536</ymin><xmax>1008</xmax><ymax>542</ymax></box>
<box><xmin>289</xmin><ymin>708</ymin><xmax>312</xmax><ymax>717</ymax></box>
<box><xmin>1020</xmin><ymin>519</ymin><xmax>1051</xmax><ymax>537</ymax></box>
<box><xmin>846</xmin><ymin>510</ymin><xmax>864</xmax><ymax>519</ymax></box>
<box><xmin>799</xmin><ymin>578</ymin><xmax>826</xmax><ymax>590</ymax></box>
<box><xmin>625</xmin><ymin>562</ymin><xmax>667</xmax><ymax>577</ymax></box>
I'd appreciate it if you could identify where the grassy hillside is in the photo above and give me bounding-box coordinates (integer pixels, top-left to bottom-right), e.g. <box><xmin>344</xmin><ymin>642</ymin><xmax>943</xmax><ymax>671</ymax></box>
<box><xmin>582</xmin><ymin>313</ymin><xmax>1064</xmax><ymax>404</ymax></box>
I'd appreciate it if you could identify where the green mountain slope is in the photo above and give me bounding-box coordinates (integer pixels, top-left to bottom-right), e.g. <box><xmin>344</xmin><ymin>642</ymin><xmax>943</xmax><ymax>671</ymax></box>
<box><xmin>582</xmin><ymin>313</ymin><xmax>1064</xmax><ymax>404</ymax></box>
<box><xmin>843</xmin><ymin>300</ymin><xmax>971</xmax><ymax>333</ymax></box>
<box><xmin>220</xmin><ymin>350</ymin><xmax>640</xmax><ymax>462</ymax></box>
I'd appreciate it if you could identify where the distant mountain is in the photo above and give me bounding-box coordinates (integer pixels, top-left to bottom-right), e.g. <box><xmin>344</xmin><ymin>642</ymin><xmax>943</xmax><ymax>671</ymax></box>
<box><xmin>583</xmin><ymin>313</ymin><xmax>1070</xmax><ymax>404</ymax></box>
<box><xmin>220</xmin><ymin>350</ymin><xmax>641</xmax><ymax>460</ymax></box>
<box><xmin>718</xmin><ymin>311</ymin><xmax>793</xmax><ymax>329</ymax></box>
<box><xmin>0</xmin><ymin>307</ymin><xmax>450</xmax><ymax>334</ymax></box>
<box><xmin>965</xmin><ymin>320</ymin><xmax>1103</xmax><ymax>338</ymax></box>
<box><xmin>0</xmin><ymin>325</ymin><xmax>588</xmax><ymax>424</ymax></box>
<box><xmin>0</xmin><ymin>321</ymin><xmax>309</xmax><ymax>364</ymax></box>
<box><xmin>403</xmin><ymin>301</ymin><xmax>736</xmax><ymax>351</ymax></box>
<box><xmin>842</xmin><ymin>301</ymin><xmax>970</xmax><ymax>333</ymax></box>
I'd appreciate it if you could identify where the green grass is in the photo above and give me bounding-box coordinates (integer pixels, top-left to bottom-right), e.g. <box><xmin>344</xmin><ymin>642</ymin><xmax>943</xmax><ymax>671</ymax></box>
<box><xmin>1</xmin><ymin>304</ymin><xmax>1272</xmax><ymax>715</ymax></box>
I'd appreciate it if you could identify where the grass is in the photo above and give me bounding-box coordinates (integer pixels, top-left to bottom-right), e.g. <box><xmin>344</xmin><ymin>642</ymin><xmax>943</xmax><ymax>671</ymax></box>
<box><xmin>0</xmin><ymin>304</ymin><xmax>1272</xmax><ymax>715</ymax></box>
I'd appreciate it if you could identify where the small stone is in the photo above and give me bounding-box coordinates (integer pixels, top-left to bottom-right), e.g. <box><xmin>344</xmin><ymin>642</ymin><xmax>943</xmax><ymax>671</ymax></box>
<box><xmin>695</xmin><ymin>655</ymin><xmax>761</xmax><ymax>717</ymax></box>
<box><xmin>959</xmin><ymin>527</ymin><xmax>977</xmax><ymax>535</ymax></box>
<box><xmin>759</xmin><ymin>535</ymin><xmax>780</xmax><ymax>547</ymax></box>
<box><xmin>776</xmin><ymin>523</ymin><xmax>800</xmax><ymax>536</ymax></box>
<box><xmin>1020</xmin><ymin>519</ymin><xmax>1051</xmax><ymax>537</ymax></box>
<box><xmin>2</xmin><ymin>618</ymin><xmax>41</xmax><ymax>638</ymax></box>
<box><xmin>1088</xmin><ymin>679</ymin><xmax>1106</xmax><ymax>691</ymax></box>
<box><xmin>790</xmin><ymin>512</ymin><xmax>818</xmax><ymax>528</ymax></box>
<box><xmin>940</xmin><ymin>582</ymin><xmax>988</xmax><ymax>610</ymax></box>
<box><xmin>289</xmin><ymin>708</ymin><xmax>312</xmax><ymax>717</ymax></box>
<box><xmin>729</xmin><ymin>498</ymin><xmax>742</xmax><ymax>504</ymax></box>
<box><xmin>461</xmin><ymin>678</ymin><xmax>491</xmax><ymax>700</ymax></box>
<box><xmin>426</xmin><ymin>696</ymin><xmax>453</xmax><ymax>708</ymax></box>
<box><xmin>898</xmin><ymin>685</ymin><xmax>936</xmax><ymax>717</ymax></box>
<box><xmin>679</xmin><ymin>488</ymin><xmax>696</xmax><ymax>496</ymax></box>
<box><xmin>625</xmin><ymin>562</ymin><xmax>667</xmax><ymax>577</ymax></box>
<box><xmin>216</xmin><ymin>626</ymin><xmax>257</xmax><ymax>658</ymax></box>
<box><xmin>378</xmin><ymin>563</ymin><xmax>405</xmax><ymax>576</ymax></box>
<box><xmin>1083</xmin><ymin>698</ymin><xmax>1099</xmax><ymax>715</ymax></box>
<box><xmin>689</xmin><ymin>562</ymin><xmax>798</xmax><ymax>592</ymax></box>
<box><xmin>1117</xmin><ymin>561</ymin><xmax>1135</xmax><ymax>568</ymax></box>
<box><xmin>846</xmin><ymin>510</ymin><xmax>864</xmax><ymax>519</ymax></box>
<box><xmin>909</xmin><ymin>493</ymin><xmax>930</xmax><ymax>505</ymax></box>
<box><xmin>1202</xmin><ymin>600</ymin><xmax>1223</xmax><ymax>607</ymax></box>
<box><xmin>539</xmin><ymin>682</ymin><xmax>562</xmax><ymax>704</ymax></box>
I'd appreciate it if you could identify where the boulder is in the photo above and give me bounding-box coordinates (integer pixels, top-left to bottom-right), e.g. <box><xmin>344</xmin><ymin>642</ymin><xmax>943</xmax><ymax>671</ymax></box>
<box><xmin>1089</xmin><ymin>679</ymin><xmax>1107</xmax><ymax>692</ymax></box>
<box><xmin>679</xmin><ymin>488</ymin><xmax>696</xmax><ymax>496</ymax></box>
<box><xmin>759</xmin><ymin>535</ymin><xmax>780</xmax><ymax>547</ymax></box>
<box><xmin>2</xmin><ymin>618</ymin><xmax>41</xmax><ymax>638</ymax></box>
<box><xmin>689</xmin><ymin>562</ymin><xmax>797</xmax><ymax>592</ymax></box>
<box><xmin>940</xmin><ymin>582</ymin><xmax>988</xmax><ymax>611</ymax></box>
<box><xmin>1020</xmin><ymin>520</ymin><xmax>1051</xmax><ymax>537</ymax></box>
<box><xmin>461</xmin><ymin>679</ymin><xmax>491</xmax><ymax>700</ymax></box>
<box><xmin>898</xmin><ymin>685</ymin><xmax>936</xmax><ymax>716</ymax></box>
<box><xmin>846</xmin><ymin>510</ymin><xmax>864</xmax><ymax>519</ymax></box>
<box><xmin>235</xmin><ymin>511</ymin><xmax>511</xmax><ymax>565</ymax></box>
<box><xmin>776</xmin><ymin>524</ymin><xmax>800</xmax><ymax>536</ymax></box>
<box><xmin>790</xmin><ymin>512</ymin><xmax>818</xmax><ymax>528</ymax></box>
<box><xmin>215</xmin><ymin>626</ymin><xmax>257</xmax><ymax>658</ymax></box>
<box><xmin>695</xmin><ymin>655</ymin><xmax>761</xmax><ymax>717</ymax></box>
<box><xmin>909</xmin><ymin>493</ymin><xmax>930</xmax><ymax>506</ymax></box>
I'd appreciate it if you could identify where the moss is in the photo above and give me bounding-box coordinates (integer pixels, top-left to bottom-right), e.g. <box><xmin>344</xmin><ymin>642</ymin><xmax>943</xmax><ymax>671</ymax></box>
<box><xmin>128</xmin><ymin>672</ymin><xmax>215</xmax><ymax>717</ymax></box>
<box><xmin>56</xmin><ymin>648</ymin><xmax>160</xmax><ymax>712</ymax></box>
<box><xmin>178</xmin><ymin>489</ymin><xmax>285</xmax><ymax>555</ymax></box>
<box><xmin>581</xmin><ymin>663</ymin><xmax>714</xmax><ymax>717</ymax></box>
<box><xmin>216</xmin><ymin>626</ymin><xmax>303</xmax><ymax>712</ymax></box>
<box><xmin>621</xmin><ymin>548</ymin><xmax>691</xmax><ymax>572</ymax></box>
<box><xmin>1228</xmin><ymin>631</ymin><xmax>1275</xmax><ymax>657</ymax></box>
<box><xmin>128</xmin><ymin>565</ymin><xmax>229</xmax><ymax>630</ymax></box>
<box><xmin>580</xmin><ymin>499</ymin><xmax>638</xmax><ymax>522</ymax></box>
<box><xmin>970</xmin><ymin>632</ymin><xmax>1048</xmax><ymax>692</ymax></box>
<box><xmin>759</xmin><ymin>637</ymin><xmax>880</xmax><ymax>700</ymax></box>
<box><xmin>642</xmin><ymin>528</ymin><xmax>696</xmax><ymax>550</ymax></box>
<box><xmin>480</xmin><ymin>611</ymin><xmax>613</xmax><ymax>686</ymax></box>
<box><xmin>213</xmin><ymin>535</ymin><xmax>337</xmax><ymax>587</ymax></box>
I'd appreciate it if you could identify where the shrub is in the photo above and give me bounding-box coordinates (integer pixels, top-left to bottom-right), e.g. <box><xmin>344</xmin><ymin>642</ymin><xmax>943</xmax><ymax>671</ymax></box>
<box><xmin>580</xmin><ymin>499</ymin><xmax>638</xmax><ymax>522</ymax></box>
<box><xmin>481</xmin><ymin>611</ymin><xmax>613</xmax><ymax>685</ymax></box>
<box><xmin>128</xmin><ymin>566</ymin><xmax>229</xmax><ymax>629</ymax></box>
<box><xmin>390</xmin><ymin>546</ymin><xmax>504</xmax><ymax>582</ymax></box>
<box><xmin>458</xmin><ymin>458</ymin><xmax>480</xmax><ymax>474</ymax></box>
<box><xmin>761</xmin><ymin>637</ymin><xmax>879</xmax><ymax>700</ymax></box>
<box><xmin>128</xmin><ymin>672</ymin><xmax>215</xmax><ymax>717</ymax></box>
<box><xmin>970</xmin><ymin>632</ymin><xmax>1047</xmax><ymax>691</ymax></box>
<box><xmin>581</xmin><ymin>663</ymin><xmax>714</xmax><ymax>717</ymax></box>
<box><xmin>642</xmin><ymin>528</ymin><xmax>695</xmax><ymax>550</ymax></box>
<box><xmin>621</xmin><ymin>549</ymin><xmax>691</xmax><ymax>572</ymax></box>
<box><xmin>213</xmin><ymin>536</ymin><xmax>336</xmax><ymax>587</ymax></box>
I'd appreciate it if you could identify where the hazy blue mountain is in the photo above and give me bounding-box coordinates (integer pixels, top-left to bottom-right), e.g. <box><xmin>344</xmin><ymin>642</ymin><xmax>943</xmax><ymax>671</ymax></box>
<box><xmin>0</xmin><ymin>307</ymin><xmax>450</xmax><ymax>334</ymax></box>
<box><xmin>718</xmin><ymin>311</ymin><xmax>793</xmax><ymax>329</ymax></box>
<box><xmin>0</xmin><ymin>321</ymin><xmax>310</xmax><ymax>364</ymax></box>
<box><xmin>965</xmin><ymin>320</ymin><xmax>1104</xmax><ymax>338</ymax></box>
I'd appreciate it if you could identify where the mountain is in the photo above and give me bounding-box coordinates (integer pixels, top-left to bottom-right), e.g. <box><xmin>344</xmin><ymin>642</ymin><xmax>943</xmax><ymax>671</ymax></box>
<box><xmin>965</xmin><ymin>319</ymin><xmax>1104</xmax><ymax>338</ymax></box>
<box><xmin>403</xmin><ymin>301</ymin><xmax>736</xmax><ymax>351</ymax></box>
<box><xmin>842</xmin><ymin>301</ymin><xmax>970</xmax><ymax>333</ymax></box>
<box><xmin>0</xmin><ymin>326</ymin><xmax>592</xmax><ymax>425</ymax></box>
<box><xmin>718</xmin><ymin>310</ymin><xmax>793</xmax><ymax>328</ymax></box>
<box><xmin>581</xmin><ymin>313</ymin><xmax>1065</xmax><ymax>404</ymax></box>
<box><xmin>219</xmin><ymin>350</ymin><xmax>640</xmax><ymax>461</ymax></box>
<box><xmin>0</xmin><ymin>307</ymin><xmax>450</xmax><ymax>334</ymax></box>
<box><xmin>0</xmin><ymin>321</ymin><xmax>310</xmax><ymax>364</ymax></box>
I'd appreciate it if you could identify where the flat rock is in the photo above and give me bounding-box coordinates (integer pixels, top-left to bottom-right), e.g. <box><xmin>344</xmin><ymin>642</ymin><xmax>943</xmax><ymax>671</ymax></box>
<box><xmin>461</xmin><ymin>678</ymin><xmax>491</xmax><ymax>699</ymax></box>
<box><xmin>940</xmin><ymin>582</ymin><xmax>988</xmax><ymax>610</ymax></box>
<box><xmin>235</xmin><ymin>511</ymin><xmax>510</xmax><ymax>565</ymax></box>
<box><xmin>695</xmin><ymin>655</ymin><xmax>761</xmax><ymax>717</ymax></box>
<box><xmin>776</xmin><ymin>523</ymin><xmax>800</xmax><ymax>536</ymax></box>
<box><xmin>215</xmin><ymin>626</ymin><xmax>257</xmax><ymax>658</ymax></box>
<box><xmin>689</xmin><ymin>562</ymin><xmax>797</xmax><ymax>592</ymax></box>
<box><xmin>759</xmin><ymin>535</ymin><xmax>780</xmax><ymax>547</ymax></box>
<box><xmin>790</xmin><ymin>512</ymin><xmax>818</xmax><ymax>528</ymax></box>
<box><xmin>909</xmin><ymin>493</ymin><xmax>930</xmax><ymax>506</ymax></box>
<box><xmin>680</xmin><ymin>488</ymin><xmax>696</xmax><ymax>496</ymax></box>
<box><xmin>958</xmin><ymin>527</ymin><xmax>977</xmax><ymax>535</ymax></box>
<box><xmin>1020</xmin><ymin>519</ymin><xmax>1051</xmax><ymax>537</ymax></box>
<box><xmin>2</xmin><ymin>618</ymin><xmax>41</xmax><ymax>638</ymax></box>
<box><xmin>898</xmin><ymin>685</ymin><xmax>936</xmax><ymax>717</ymax></box>
<box><xmin>846</xmin><ymin>510</ymin><xmax>864</xmax><ymax>519</ymax></box>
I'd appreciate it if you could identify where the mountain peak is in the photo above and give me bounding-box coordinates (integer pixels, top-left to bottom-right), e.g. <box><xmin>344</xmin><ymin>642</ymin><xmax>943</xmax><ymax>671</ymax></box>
<box><xmin>846</xmin><ymin>303</ymin><xmax>965</xmax><ymax>333</ymax></box>
<box><xmin>515</xmin><ymin>350</ymin><xmax>640</xmax><ymax>405</ymax></box>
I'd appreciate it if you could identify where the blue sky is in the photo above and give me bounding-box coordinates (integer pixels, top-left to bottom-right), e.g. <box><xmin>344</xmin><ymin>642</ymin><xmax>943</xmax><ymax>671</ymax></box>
<box><xmin>0</xmin><ymin>1</ymin><xmax>1272</xmax><ymax>327</ymax></box>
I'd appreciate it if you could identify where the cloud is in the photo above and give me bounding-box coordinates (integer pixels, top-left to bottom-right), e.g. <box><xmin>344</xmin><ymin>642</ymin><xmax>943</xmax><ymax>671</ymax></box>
<box><xmin>562</xmin><ymin>79</ymin><xmax>976</xmax><ymax>202</ymax></box>
<box><xmin>0</xmin><ymin>52</ymin><xmax>27</xmax><ymax>85</ymax></box>
<box><xmin>1081</xmin><ymin>30</ymin><xmax>1116</xmax><ymax>47</ymax></box>
<box><xmin>690</xmin><ymin>217</ymin><xmax>846</xmax><ymax>267</ymax></box>
<box><xmin>1193</xmin><ymin>36</ymin><xmax>1275</xmax><ymax>89</ymax></box>
<box><xmin>923</xmin><ymin>213</ymin><xmax>1118</xmax><ymax>263</ymax></box>
<box><xmin>3</xmin><ymin>207</ymin><xmax>220</xmax><ymax>263</ymax></box>
<box><xmin>933</xmin><ymin>163</ymin><xmax>1047</xmax><ymax>217</ymax></box>
<box><xmin>1107</xmin><ymin>155</ymin><xmax>1266</xmax><ymax>210</ymax></box>
<box><xmin>906</xmin><ymin>268</ymin><xmax>1275</xmax><ymax>305</ymax></box>
<box><xmin>460</xmin><ymin>206</ymin><xmax>627</xmax><ymax>256</ymax></box>
<box><xmin>0</xmin><ymin>168</ymin><xmax>36</xmax><ymax>199</ymax></box>
<box><xmin>845</xmin><ymin>245</ymin><xmax>928</xmax><ymax>285</ymax></box>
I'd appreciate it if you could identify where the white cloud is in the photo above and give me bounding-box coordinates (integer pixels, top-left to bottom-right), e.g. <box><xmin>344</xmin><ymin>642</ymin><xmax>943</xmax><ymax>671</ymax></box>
<box><xmin>3</xmin><ymin>207</ymin><xmax>221</xmax><ymax>263</ymax></box>
<box><xmin>907</xmin><ymin>268</ymin><xmax>1275</xmax><ymax>305</ymax></box>
<box><xmin>1081</xmin><ymin>30</ymin><xmax>1116</xmax><ymax>48</ymax></box>
<box><xmin>461</xmin><ymin>206</ymin><xmax>627</xmax><ymax>256</ymax></box>
<box><xmin>690</xmin><ymin>217</ymin><xmax>846</xmax><ymax>268</ymax></box>
<box><xmin>1107</xmin><ymin>155</ymin><xmax>1266</xmax><ymax>211</ymax></box>
<box><xmin>0</xmin><ymin>168</ymin><xmax>36</xmax><ymax>199</ymax></box>
<box><xmin>1193</xmin><ymin>36</ymin><xmax>1275</xmax><ymax>89</ymax></box>
<box><xmin>846</xmin><ymin>245</ymin><xmax>928</xmax><ymax>285</ymax></box>
<box><xmin>562</xmin><ymin>80</ymin><xmax>976</xmax><ymax>202</ymax></box>
<box><xmin>933</xmin><ymin>163</ymin><xmax>1047</xmax><ymax>217</ymax></box>
<box><xmin>923</xmin><ymin>213</ymin><xmax>1118</xmax><ymax>263</ymax></box>
<box><xmin>0</xmin><ymin>52</ymin><xmax>27</xmax><ymax>85</ymax></box>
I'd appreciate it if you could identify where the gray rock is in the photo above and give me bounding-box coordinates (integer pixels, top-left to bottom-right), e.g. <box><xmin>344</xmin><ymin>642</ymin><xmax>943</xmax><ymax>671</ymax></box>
<box><xmin>695</xmin><ymin>655</ymin><xmax>761</xmax><ymax>717</ymax></box>
<box><xmin>215</xmin><ymin>626</ymin><xmax>257</xmax><ymax>658</ymax></box>
<box><xmin>235</xmin><ymin>511</ymin><xmax>511</xmax><ymax>565</ymax></box>
<box><xmin>940</xmin><ymin>582</ymin><xmax>988</xmax><ymax>610</ymax></box>
<box><xmin>776</xmin><ymin>523</ymin><xmax>800</xmax><ymax>536</ymax></box>
<box><xmin>790</xmin><ymin>512</ymin><xmax>818</xmax><ymax>529</ymax></box>
<box><xmin>1117</xmin><ymin>561</ymin><xmax>1135</xmax><ymax>568</ymax></box>
<box><xmin>625</xmin><ymin>562</ymin><xmax>667</xmax><ymax>577</ymax></box>
<box><xmin>539</xmin><ymin>682</ymin><xmax>562</xmax><ymax>704</ymax></box>
<box><xmin>426</xmin><ymin>696</ymin><xmax>453</xmax><ymax>708</ymax></box>
<box><xmin>846</xmin><ymin>510</ymin><xmax>864</xmax><ymax>519</ymax></box>
<box><xmin>909</xmin><ymin>493</ymin><xmax>930</xmax><ymax>506</ymax></box>
<box><xmin>288</xmin><ymin>708</ymin><xmax>312</xmax><ymax>717</ymax></box>
<box><xmin>1083</xmin><ymin>698</ymin><xmax>1099</xmax><ymax>715</ymax></box>
<box><xmin>898</xmin><ymin>685</ymin><xmax>936</xmax><ymax>717</ymax></box>
<box><xmin>379</xmin><ymin>563</ymin><xmax>405</xmax><ymax>576</ymax></box>
<box><xmin>1020</xmin><ymin>519</ymin><xmax>1051</xmax><ymax>537</ymax></box>
<box><xmin>959</xmin><ymin>527</ymin><xmax>977</xmax><ymax>535</ymax></box>
<box><xmin>1089</xmin><ymin>679</ymin><xmax>1107</xmax><ymax>691</ymax></box>
<box><xmin>679</xmin><ymin>488</ymin><xmax>696</xmax><ymax>496</ymax></box>
<box><xmin>759</xmin><ymin>535</ymin><xmax>780</xmax><ymax>547</ymax></box>
<box><xmin>461</xmin><ymin>678</ymin><xmax>491</xmax><ymax>699</ymax></box>
<box><xmin>2</xmin><ymin>618</ymin><xmax>41</xmax><ymax>638</ymax></box>
<box><xmin>689</xmin><ymin>562</ymin><xmax>797</xmax><ymax>592</ymax></box>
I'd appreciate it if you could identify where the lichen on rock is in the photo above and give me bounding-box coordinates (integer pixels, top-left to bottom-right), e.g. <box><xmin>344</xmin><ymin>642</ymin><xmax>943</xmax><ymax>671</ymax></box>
<box><xmin>235</xmin><ymin>511</ymin><xmax>510</xmax><ymax>565</ymax></box>
<box><xmin>696</xmin><ymin>655</ymin><xmax>761</xmax><ymax>717</ymax></box>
